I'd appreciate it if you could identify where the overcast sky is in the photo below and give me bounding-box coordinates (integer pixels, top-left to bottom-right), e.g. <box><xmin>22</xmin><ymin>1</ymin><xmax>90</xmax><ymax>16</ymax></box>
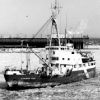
<box><xmin>0</xmin><ymin>0</ymin><xmax>100</xmax><ymax>38</ymax></box>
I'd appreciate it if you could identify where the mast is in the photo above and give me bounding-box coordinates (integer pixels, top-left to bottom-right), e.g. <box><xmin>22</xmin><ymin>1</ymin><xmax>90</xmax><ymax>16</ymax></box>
<box><xmin>65</xmin><ymin>13</ymin><xmax>67</xmax><ymax>38</ymax></box>
<box><xmin>21</xmin><ymin>39</ymin><xmax>24</xmax><ymax>71</ymax></box>
<box><xmin>26</xmin><ymin>44</ymin><xmax>30</xmax><ymax>71</ymax></box>
<box><xmin>50</xmin><ymin>0</ymin><xmax>61</xmax><ymax>46</ymax></box>
<box><xmin>48</xmin><ymin>0</ymin><xmax>62</xmax><ymax>67</ymax></box>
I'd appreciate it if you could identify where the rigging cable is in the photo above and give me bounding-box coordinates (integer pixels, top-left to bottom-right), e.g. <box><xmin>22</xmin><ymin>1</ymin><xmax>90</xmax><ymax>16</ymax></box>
<box><xmin>29</xmin><ymin>16</ymin><xmax>52</xmax><ymax>42</ymax></box>
<box><xmin>5</xmin><ymin>52</ymin><xmax>11</xmax><ymax>68</ymax></box>
<box><xmin>16</xmin><ymin>53</ymin><xmax>20</xmax><ymax>69</ymax></box>
<box><xmin>9</xmin><ymin>53</ymin><xmax>18</xmax><ymax>69</ymax></box>
<box><xmin>29</xmin><ymin>48</ymin><xmax>49</xmax><ymax>68</ymax></box>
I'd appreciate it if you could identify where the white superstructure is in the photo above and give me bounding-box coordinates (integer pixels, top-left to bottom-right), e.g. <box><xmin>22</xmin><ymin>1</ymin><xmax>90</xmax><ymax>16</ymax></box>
<box><xmin>39</xmin><ymin>0</ymin><xmax>96</xmax><ymax>77</ymax></box>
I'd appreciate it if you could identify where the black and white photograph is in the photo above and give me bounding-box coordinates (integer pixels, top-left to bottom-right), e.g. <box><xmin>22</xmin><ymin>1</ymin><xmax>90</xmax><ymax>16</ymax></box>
<box><xmin>0</xmin><ymin>0</ymin><xmax>100</xmax><ymax>100</ymax></box>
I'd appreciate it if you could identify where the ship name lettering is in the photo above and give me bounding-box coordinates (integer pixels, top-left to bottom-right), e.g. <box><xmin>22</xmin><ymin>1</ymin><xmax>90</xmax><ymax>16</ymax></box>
<box><xmin>21</xmin><ymin>78</ymin><xmax>35</xmax><ymax>80</ymax></box>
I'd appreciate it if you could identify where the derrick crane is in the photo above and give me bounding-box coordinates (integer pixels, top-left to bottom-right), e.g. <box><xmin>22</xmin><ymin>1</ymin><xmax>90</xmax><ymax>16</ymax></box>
<box><xmin>28</xmin><ymin>0</ymin><xmax>62</xmax><ymax>68</ymax></box>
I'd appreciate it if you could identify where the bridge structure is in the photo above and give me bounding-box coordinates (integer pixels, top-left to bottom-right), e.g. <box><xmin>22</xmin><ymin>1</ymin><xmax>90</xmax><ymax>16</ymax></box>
<box><xmin>0</xmin><ymin>37</ymin><xmax>84</xmax><ymax>49</ymax></box>
<box><xmin>0</xmin><ymin>0</ymin><xmax>89</xmax><ymax>49</ymax></box>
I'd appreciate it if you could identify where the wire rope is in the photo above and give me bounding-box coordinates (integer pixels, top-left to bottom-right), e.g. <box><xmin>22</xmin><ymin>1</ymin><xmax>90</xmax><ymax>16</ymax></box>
<box><xmin>16</xmin><ymin>53</ymin><xmax>20</xmax><ymax>69</ymax></box>
<box><xmin>9</xmin><ymin>53</ymin><xmax>18</xmax><ymax>68</ymax></box>
<box><xmin>29</xmin><ymin>16</ymin><xmax>52</xmax><ymax>42</ymax></box>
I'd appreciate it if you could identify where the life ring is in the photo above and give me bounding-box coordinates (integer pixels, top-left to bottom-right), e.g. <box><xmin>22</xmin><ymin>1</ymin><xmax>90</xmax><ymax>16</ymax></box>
<box><xmin>36</xmin><ymin>67</ymin><xmax>42</xmax><ymax>75</ymax></box>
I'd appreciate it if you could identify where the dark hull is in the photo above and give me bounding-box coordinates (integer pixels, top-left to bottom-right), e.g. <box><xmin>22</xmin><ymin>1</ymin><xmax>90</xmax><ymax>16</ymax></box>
<box><xmin>4</xmin><ymin>67</ymin><xmax>96</xmax><ymax>88</ymax></box>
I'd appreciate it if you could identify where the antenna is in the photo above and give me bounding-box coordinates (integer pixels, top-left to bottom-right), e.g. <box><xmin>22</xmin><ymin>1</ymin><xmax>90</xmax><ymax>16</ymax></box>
<box><xmin>50</xmin><ymin>0</ymin><xmax>62</xmax><ymax>46</ymax></box>
<box><xmin>55</xmin><ymin>0</ymin><xmax>57</xmax><ymax>8</ymax></box>
<box><xmin>51</xmin><ymin>0</ymin><xmax>62</xmax><ymax>18</ymax></box>
<box><xmin>65</xmin><ymin>13</ymin><xmax>67</xmax><ymax>38</ymax></box>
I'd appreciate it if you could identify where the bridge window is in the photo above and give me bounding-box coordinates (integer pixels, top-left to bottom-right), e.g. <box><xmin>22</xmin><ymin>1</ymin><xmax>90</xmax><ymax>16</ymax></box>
<box><xmin>51</xmin><ymin>57</ymin><xmax>59</xmax><ymax>60</ymax></box>
<box><xmin>61</xmin><ymin>48</ymin><xmax>64</xmax><ymax>50</ymax></box>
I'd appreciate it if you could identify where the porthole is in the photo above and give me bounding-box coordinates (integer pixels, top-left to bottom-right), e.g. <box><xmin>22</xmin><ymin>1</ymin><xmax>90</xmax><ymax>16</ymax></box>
<box><xmin>62</xmin><ymin>58</ymin><xmax>64</xmax><ymax>60</ymax></box>
<box><xmin>68</xmin><ymin>58</ymin><xmax>70</xmax><ymax>60</ymax></box>
<box><xmin>64</xmin><ymin>65</ymin><xmax>66</xmax><ymax>67</ymax></box>
<box><xmin>91</xmin><ymin>63</ymin><xmax>93</xmax><ymax>65</ymax></box>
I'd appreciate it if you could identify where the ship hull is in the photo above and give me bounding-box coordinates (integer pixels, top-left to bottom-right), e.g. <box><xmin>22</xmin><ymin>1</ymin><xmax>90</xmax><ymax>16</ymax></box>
<box><xmin>4</xmin><ymin>67</ymin><xmax>96</xmax><ymax>88</ymax></box>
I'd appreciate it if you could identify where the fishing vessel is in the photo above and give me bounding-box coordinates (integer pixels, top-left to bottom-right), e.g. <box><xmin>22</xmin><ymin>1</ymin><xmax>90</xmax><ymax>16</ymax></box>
<box><xmin>4</xmin><ymin>0</ymin><xmax>96</xmax><ymax>88</ymax></box>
